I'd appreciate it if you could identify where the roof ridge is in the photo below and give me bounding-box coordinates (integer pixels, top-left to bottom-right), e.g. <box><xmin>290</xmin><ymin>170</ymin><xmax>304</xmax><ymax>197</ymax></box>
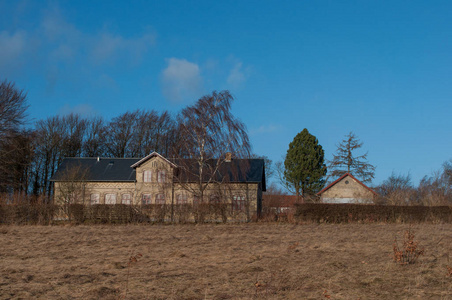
<box><xmin>317</xmin><ymin>173</ymin><xmax>377</xmax><ymax>196</ymax></box>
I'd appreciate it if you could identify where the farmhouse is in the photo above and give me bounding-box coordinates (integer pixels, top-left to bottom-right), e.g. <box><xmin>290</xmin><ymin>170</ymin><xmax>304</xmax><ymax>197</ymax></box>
<box><xmin>317</xmin><ymin>173</ymin><xmax>378</xmax><ymax>204</ymax></box>
<box><xmin>51</xmin><ymin>152</ymin><xmax>266</xmax><ymax>218</ymax></box>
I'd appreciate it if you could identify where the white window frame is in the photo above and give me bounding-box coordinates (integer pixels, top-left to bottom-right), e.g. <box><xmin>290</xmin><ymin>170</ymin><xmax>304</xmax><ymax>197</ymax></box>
<box><xmin>105</xmin><ymin>193</ymin><xmax>117</xmax><ymax>205</ymax></box>
<box><xmin>232</xmin><ymin>195</ymin><xmax>246</xmax><ymax>211</ymax></box>
<box><xmin>90</xmin><ymin>193</ymin><xmax>100</xmax><ymax>205</ymax></box>
<box><xmin>155</xmin><ymin>193</ymin><xmax>165</xmax><ymax>205</ymax></box>
<box><xmin>143</xmin><ymin>170</ymin><xmax>152</xmax><ymax>182</ymax></box>
<box><xmin>142</xmin><ymin>194</ymin><xmax>152</xmax><ymax>205</ymax></box>
<box><xmin>121</xmin><ymin>193</ymin><xmax>132</xmax><ymax>205</ymax></box>
<box><xmin>157</xmin><ymin>170</ymin><xmax>166</xmax><ymax>183</ymax></box>
<box><xmin>176</xmin><ymin>193</ymin><xmax>188</xmax><ymax>205</ymax></box>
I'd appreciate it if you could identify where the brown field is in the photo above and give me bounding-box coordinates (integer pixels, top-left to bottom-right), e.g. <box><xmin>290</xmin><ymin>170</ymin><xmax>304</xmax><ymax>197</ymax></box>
<box><xmin>0</xmin><ymin>223</ymin><xmax>451</xmax><ymax>299</ymax></box>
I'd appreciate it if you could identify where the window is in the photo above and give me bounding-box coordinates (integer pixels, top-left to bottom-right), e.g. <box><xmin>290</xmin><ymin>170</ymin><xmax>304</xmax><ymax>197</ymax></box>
<box><xmin>90</xmin><ymin>193</ymin><xmax>100</xmax><ymax>205</ymax></box>
<box><xmin>157</xmin><ymin>170</ymin><xmax>166</xmax><ymax>183</ymax></box>
<box><xmin>155</xmin><ymin>193</ymin><xmax>165</xmax><ymax>205</ymax></box>
<box><xmin>105</xmin><ymin>193</ymin><xmax>117</xmax><ymax>205</ymax></box>
<box><xmin>122</xmin><ymin>193</ymin><xmax>132</xmax><ymax>205</ymax></box>
<box><xmin>193</xmin><ymin>195</ymin><xmax>200</xmax><ymax>206</ymax></box>
<box><xmin>209</xmin><ymin>194</ymin><xmax>220</xmax><ymax>204</ymax></box>
<box><xmin>143</xmin><ymin>170</ymin><xmax>152</xmax><ymax>182</ymax></box>
<box><xmin>232</xmin><ymin>195</ymin><xmax>245</xmax><ymax>211</ymax></box>
<box><xmin>176</xmin><ymin>193</ymin><xmax>188</xmax><ymax>205</ymax></box>
<box><xmin>142</xmin><ymin>194</ymin><xmax>152</xmax><ymax>205</ymax></box>
<box><xmin>65</xmin><ymin>192</ymin><xmax>76</xmax><ymax>204</ymax></box>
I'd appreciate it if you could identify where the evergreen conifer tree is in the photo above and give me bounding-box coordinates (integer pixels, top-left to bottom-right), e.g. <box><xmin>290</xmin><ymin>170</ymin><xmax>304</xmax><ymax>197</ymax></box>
<box><xmin>283</xmin><ymin>128</ymin><xmax>327</xmax><ymax>199</ymax></box>
<box><xmin>328</xmin><ymin>132</ymin><xmax>376</xmax><ymax>183</ymax></box>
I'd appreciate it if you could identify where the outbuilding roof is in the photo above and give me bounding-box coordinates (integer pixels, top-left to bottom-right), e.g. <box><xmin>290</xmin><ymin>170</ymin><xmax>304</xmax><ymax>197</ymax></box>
<box><xmin>316</xmin><ymin>172</ymin><xmax>378</xmax><ymax>196</ymax></box>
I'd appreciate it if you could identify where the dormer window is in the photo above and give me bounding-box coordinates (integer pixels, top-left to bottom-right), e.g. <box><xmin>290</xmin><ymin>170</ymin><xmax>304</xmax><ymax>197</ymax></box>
<box><xmin>143</xmin><ymin>170</ymin><xmax>152</xmax><ymax>182</ymax></box>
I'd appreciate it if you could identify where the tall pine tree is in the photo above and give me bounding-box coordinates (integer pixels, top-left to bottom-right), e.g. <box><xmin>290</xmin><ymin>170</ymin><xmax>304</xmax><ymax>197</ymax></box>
<box><xmin>328</xmin><ymin>132</ymin><xmax>376</xmax><ymax>183</ymax></box>
<box><xmin>283</xmin><ymin>128</ymin><xmax>327</xmax><ymax>199</ymax></box>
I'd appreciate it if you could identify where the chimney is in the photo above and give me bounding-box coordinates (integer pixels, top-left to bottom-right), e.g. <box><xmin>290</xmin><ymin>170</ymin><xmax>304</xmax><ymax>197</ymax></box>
<box><xmin>225</xmin><ymin>152</ymin><xmax>232</xmax><ymax>162</ymax></box>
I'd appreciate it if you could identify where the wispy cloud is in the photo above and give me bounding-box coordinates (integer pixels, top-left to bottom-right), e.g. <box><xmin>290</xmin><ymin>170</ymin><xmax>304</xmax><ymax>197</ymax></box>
<box><xmin>91</xmin><ymin>32</ymin><xmax>155</xmax><ymax>64</ymax></box>
<box><xmin>1</xmin><ymin>5</ymin><xmax>156</xmax><ymax>94</ymax></box>
<box><xmin>58</xmin><ymin>103</ymin><xmax>96</xmax><ymax>116</ymax></box>
<box><xmin>0</xmin><ymin>30</ymin><xmax>27</xmax><ymax>70</ymax></box>
<box><xmin>161</xmin><ymin>58</ymin><xmax>203</xmax><ymax>103</ymax></box>
<box><xmin>227</xmin><ymin>61</ymin><xmax>247</xmax><ymax>87</ymax></box>
<box><xmin>250</xmin><ymin>124</ymin><xmax>283</xmax><ymax>136</ymax></box>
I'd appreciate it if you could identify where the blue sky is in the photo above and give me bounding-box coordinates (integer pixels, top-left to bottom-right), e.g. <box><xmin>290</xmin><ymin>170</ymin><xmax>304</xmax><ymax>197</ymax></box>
<box><xmin>1</xmin><ymin>0</ymin><xmax>451</xmax><ymax>186</ymax></box>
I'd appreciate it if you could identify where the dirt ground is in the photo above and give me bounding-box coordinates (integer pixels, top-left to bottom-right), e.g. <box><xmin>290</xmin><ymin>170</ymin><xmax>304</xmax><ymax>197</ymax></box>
<box><xmin>0</xmin><ymin>223</ymin><xmax>451</xmax><ymax>299</ymax></box>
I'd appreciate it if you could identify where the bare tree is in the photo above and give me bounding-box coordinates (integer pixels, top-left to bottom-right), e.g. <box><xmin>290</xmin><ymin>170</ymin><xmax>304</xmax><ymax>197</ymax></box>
<box><xmin>0</xmin><ymin>80</ymin><xmax>28</xmax><ymax>139</ymax></box>
<box><xmin>174</xmin><ymin>90</ymin><xmax>251</xmax><ymax>205</ymax></box>
<box><xmin>129</xmin><ymin>110</ymin><xmax>159</xmax><ymax>157</ymax></box>
<box><xmin>328</xmin><ymin>132</ymin><xmax>376</xmax><ymax>183</ymax></box>
<box><xmin>264</xmin><ymin>182</ymin><xmax>286</xmax><ymax>195</ymax></box>
<box><xmin>0</xmin><ymin>80</ymin><xmax>31</xmax><ymax>194</ymax></box>
<box><xmin>83</xmin><ymin>116</ymin><xmax>106</xmax><ymax>157</ymax></box>
<box><xmin>61</xmin><ymin>113</ymin><xmax>87</xmax><ymax>158</ymax></box>
<box><xmin>375</xmin><ymin>172</ymin><xmax>416</xmax><ymax>205</ymax></box>
<box><xmin>418</xmin><ymin>160</ymin><xmax>452</xmax><ymax>206</ymax></box>
<box><xmin>32</xmin><ymin>116</ymin><xmax>66</xmax><ymax>196</ymax></box>
<box><xmin>54</xmin><ymin>164</ymin><xmax>91</xmax><ymax>219</ymax></box>
<box><xmin>105</xmin><ymin>111</ymin><xmax>139</xmax><ymax>158</ymax></box>
<box><xmin>0</xmin><ymin>130</ymin><xmax>34</xmax><ymax>194</ymax></box>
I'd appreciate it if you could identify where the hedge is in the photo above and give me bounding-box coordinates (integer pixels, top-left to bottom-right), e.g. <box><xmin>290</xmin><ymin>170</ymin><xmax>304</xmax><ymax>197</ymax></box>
<box><xmin>294</xmin><ymin>203</ymin><xmax>452</xmax><ymax>223</ymax></box>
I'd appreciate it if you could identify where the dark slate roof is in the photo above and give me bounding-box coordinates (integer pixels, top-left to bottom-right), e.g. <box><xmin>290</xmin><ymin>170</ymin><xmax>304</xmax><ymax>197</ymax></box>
<box><xmin>50</xmin><ymin>158</ymin><xmax>139</xmax><ymax>182</ymax></box>
<box><xmin>171</xmin><ymin>158</ymin><xmax>266</xmax><ymax>189</ymax></box>
<box><xmin>51</xmin><ymin>156</ymin><xmax>266</xmax><ymax>190</ymax></box>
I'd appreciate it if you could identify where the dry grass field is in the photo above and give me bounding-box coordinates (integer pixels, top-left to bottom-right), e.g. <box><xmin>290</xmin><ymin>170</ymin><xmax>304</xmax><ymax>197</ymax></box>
<box><xmin>0</xmin><ymin>223</ymin><xmax>451</xmax><ymax>299</ymax></box>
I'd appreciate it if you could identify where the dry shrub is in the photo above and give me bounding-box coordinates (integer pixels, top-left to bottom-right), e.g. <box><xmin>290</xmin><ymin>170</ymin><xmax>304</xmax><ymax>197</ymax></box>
<box><xmin>0</xmin><ymin>193</ymin><xmax>56</xmax><ymax>225</ymax></box>
<box><xmin>122</xmin><ymin>252</ymin><xmax>142</xmax><ymax>300</ymax></box>
<box><xmin>173</xmin><ymin>204</ymin><xmax>192</xmax><ymax>223</ymax></box>
<box><xmin>393</xmin><ymin>228</ymin><xmax>424</xmax><ymax>265</ymax></box>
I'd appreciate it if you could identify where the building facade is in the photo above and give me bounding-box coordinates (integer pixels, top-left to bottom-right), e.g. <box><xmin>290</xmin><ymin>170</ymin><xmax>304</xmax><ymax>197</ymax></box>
<box><xmin>51</xmin><ymin>152</ymin><xmax>266</xmax><ymax>218</ymax></box>
<box><xmin>317</xmin><ymin>173</ymin><xmax>377</xmax><ymax>204</ymax></box>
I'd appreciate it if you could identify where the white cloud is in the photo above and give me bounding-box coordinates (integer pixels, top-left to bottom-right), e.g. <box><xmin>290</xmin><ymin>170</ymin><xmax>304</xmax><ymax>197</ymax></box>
<box><xmin>227</xmin><ymin>62</ymin><xmax>246</xmax><ymax>86</ymax></box>
<box><xmin>91</xmin><ymin>33</ymin><xmax>124</xmax><ymax>62</ymax></box>
<box><xmin>227</xmin><ymin>61</ymin><xmax>250</xmax><ymax>88</ymax></box>
<box><xmin>41</xmin><ymin>10</ymin><xmax>80</xmax><ymax>42</ymax></box>
<box><xmin>0</xmin><ymin>30</ymin><xmax>27</xmax><ymax>67</ymax></box>
<box><xmin>161</xmin><ymin>58</ymin><xmax>203</xmax><ymax>103</ymax></box>
<box><xmin>91</xmin><ymin>32</ymin><xmax>155</xmax><ymax>64</ymax></box>
<box><xmin>250</xmin><ymin>124</ymin><xmax>283</xmax><ymax>136</ymax></box>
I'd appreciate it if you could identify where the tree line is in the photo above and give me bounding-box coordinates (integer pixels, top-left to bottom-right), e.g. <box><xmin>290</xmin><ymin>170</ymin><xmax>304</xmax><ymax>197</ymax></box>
<box><xmin>1</xmin><ymin>80</ymin><xmax>252</xmax><ymax>199</ymax></box>
<box><xmin>2</xmin><ymin>78</ymin><xmax>450</xmax><ymax>206</ymax></box>
<box><xmin>277</xmin><ymin>129</ymin><xmax>451</xmax><ymax>205</ymax></box>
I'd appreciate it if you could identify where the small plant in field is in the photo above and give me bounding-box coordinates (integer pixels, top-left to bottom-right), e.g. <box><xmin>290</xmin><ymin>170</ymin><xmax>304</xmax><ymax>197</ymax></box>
<box><xmin>446</xmin><ymin>265</ymin><xmax>452</xmax><ymax>277</ymax></box>
<box><xmin>121</xmin><ymin>252</ymin><xmax>142</xmax><ymax>299</ymax></box>
<box><xmin>287</xmin><ymin>241</ymin><xmax>299</xmax><ymax>252</ymax></box>
<box><xmin>393</xmin><ymin>228</ymin><xmax>424</xmax><ymax>265</ymax></box>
